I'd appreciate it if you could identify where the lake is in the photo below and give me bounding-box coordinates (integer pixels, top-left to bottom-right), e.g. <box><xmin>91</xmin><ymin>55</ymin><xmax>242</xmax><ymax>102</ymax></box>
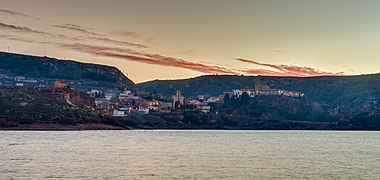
<box><xmin>1</xmin><ymin>130</ymin><xmax>379</xmax><ymax>179</ymax></box>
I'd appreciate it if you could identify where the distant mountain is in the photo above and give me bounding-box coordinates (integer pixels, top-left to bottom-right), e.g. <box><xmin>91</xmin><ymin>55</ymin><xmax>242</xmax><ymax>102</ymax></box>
<box><xmin>0</xmin><ymin>51</ymin><xmax>135</xmax><ymax>90</ymax></box>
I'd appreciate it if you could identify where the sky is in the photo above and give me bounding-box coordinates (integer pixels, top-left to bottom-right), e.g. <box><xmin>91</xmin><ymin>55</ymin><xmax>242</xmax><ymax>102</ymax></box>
<box><xmin>1</xmin><ymin>0</ymin><xmax>380</xmax><ymax>83</ymax></box>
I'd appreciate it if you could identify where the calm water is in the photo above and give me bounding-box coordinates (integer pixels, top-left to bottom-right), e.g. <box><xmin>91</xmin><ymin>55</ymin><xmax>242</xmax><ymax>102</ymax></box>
<box><xmin>1</xmin><ymin>130</ymin><xmax>380</xmax><ymax>179</ymax></box>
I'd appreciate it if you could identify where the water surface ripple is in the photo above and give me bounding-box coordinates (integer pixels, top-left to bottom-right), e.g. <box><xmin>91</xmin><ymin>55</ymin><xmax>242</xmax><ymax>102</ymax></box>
<box><xmin>1</xmin><ymin>130</ymin><xmax>379</xmax><ymax>179</ymax></box>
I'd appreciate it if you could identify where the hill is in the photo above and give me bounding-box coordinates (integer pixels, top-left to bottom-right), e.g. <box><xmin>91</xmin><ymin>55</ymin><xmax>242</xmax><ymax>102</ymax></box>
<box><xmin>0</xmin><ymin>86</ymin><xmax>129</xmax><ymax>130</ymax></box>
<box><xmin>137</xmin><ymin>74</ymin><xmax>380</xmax><ymax>130</ymax></box>
<box><xmin>0</xmin><ymin>51</ymin><xmax>135</xmax><ymax>90</ymax></box>
<box><xmin>137</xmin><ymin>74</ymin><xmax>380</xmax><ymax>104</ymax></box>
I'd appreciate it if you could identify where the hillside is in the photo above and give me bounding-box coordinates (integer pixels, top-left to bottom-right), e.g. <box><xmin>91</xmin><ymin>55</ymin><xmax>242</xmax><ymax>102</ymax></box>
<box><xmin>0</xmin><ymin>51</ymin><xmax>135</xmax><ymax>90</ymax></box>
<box><xmin>136</xmin><ymin>74</ymin><xmax>380</xmax><ymax>130</ymax></box>
<box><xmin>137</xmin><ymin>74</ymin><xmax>380</xmax><ymax>104</ymax></box>
<box><xmin>0</xmin><ymin>86</ymin><xmax>130</xmax><ymax>130</ymax></box>
<box><xmin>0</xmin><ymin>86</ymin><xmax>95</xmax><ymax>125</ymax></box>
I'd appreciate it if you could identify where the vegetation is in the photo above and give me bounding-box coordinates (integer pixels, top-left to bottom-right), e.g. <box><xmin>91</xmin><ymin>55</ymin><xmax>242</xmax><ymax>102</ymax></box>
<box><xmin>1</xmin><ymin>85</ymin><xmax>379</xmax><ymax>130</ymax></box>
<box><xmin>0</xmin><ymin>86</ymin><xmax>101</xmax><ymax>127</ymax></box>
<box><xmin>138</xmin><ymin>74</ymin><xmax>380</xmax><ymax>104</ymax></box>
<box><xmin>138</xmin><ymin>74</ymin><xmax>380</xmax><ymax>130</ymax></box>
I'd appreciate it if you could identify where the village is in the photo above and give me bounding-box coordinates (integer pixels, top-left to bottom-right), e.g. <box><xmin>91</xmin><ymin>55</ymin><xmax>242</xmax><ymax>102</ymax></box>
<box><xmin>77</xmin><ymin>83</ymin><xmax>305</xmax><ymax>118</ymax></box>
<box><xmin>0</xmin><ymin>74</ymin><xmax>305</xmax><ymax>118</ymax></box>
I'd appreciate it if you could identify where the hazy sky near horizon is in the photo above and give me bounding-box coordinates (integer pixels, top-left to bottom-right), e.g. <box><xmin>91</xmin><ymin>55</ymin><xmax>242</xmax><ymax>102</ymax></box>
<box><xmin>1</xmin><ymin>0</ymin><xmax>380</xmax><ymax>83</ymax></box>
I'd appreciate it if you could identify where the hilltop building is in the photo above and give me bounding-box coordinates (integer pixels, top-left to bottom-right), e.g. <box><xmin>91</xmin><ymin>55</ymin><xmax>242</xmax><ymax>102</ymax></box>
<box><xmin>233</xmin><ymin>89</ymin><xmax>243</xmax><ymax>98</ymax></box>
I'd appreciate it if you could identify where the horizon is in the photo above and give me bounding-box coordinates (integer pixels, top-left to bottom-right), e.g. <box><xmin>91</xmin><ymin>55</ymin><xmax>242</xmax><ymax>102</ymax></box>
<box><xmin>1</xmin><ymin>0</ymin><xmax>380</xmax><ymax>83</ymax></box>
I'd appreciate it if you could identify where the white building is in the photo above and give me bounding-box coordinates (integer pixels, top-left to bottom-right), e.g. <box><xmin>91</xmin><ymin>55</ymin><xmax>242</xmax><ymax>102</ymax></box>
<box><xmin>137</xmin><ymin>108</ymin><xmax>149</xmax><ymax>115</ymax></box>
<box><xmin>112</xmin><ymin>109</ymin><xmax>126</xmax><ymax>117</ymax></box>
<box><xmin>250</xmin><ymin>90</ymin><xmax>258</xmax><ymax>97</ymax></box>
<box><xmin>205</xmin><ymin>96</ymin><xmax>220</xmax><ymax>103</ymax></box>
<box><xmin>119</xmin><ymin>91</ymin><xmax>132</xmax><ymax>98</ymax></box>
<box><xmin>233</xmin><ymin>89</ymin><xmax>243</xmax><ymax>98</ymax></box>
<box><xmin>104</xmin><ymin>93</ymin><xmax>114</xmax><ymax>100</ymax></box>
<box><xmin>87</xmin><ymin>89</ymin><xmax>102</xmax><ymax>98</ymax></box>
<box><xmin>197</xmin><ymin>95</ymin><xmax>205</xmax><ymax>101</ymax></box>
<box><xmin>21</xmin><ymin>79</ymin><xmax>37</xmax><ymax>83</ymax></box>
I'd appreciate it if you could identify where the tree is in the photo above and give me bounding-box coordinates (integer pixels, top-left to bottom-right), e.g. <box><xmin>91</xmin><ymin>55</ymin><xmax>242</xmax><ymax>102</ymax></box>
<box><xmin>240</xmin><ymin>92</ymin><xmax>250</xmax><ymax>105</ymax></box>
<box><xmin>132</xmin><ymin>99</ymin><xmax>136</xmax><ymax>106</ymax></box>
<box><xmin>224</xmin><ymin>93</ymin><xmax>230</xmax><ymax>104</ymax></box>
<box><xmin>174</xmin><ymin>101</ymin><xmax>179</xmax><ymax>110</ymax></box>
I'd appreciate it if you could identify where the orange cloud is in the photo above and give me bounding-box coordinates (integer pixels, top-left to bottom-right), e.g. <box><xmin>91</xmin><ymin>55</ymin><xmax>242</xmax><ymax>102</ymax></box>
<box><xmin>236</xmin><ymin>58</ymin><xmax>344</xmax><ymax>77</ymax></box>
<box><xmin>0</xmin><ymin>9</ymin><xmax>41</xmax><ymax>20</ymax></box>
<box><xmin>111</xmin><ymin>30</ymin><xmax>143</xmax><ymax>38</ymax></box>
<box><xmin>53</xmin><ymin>24</ymin><xmax>103</xmax><ymax>36</ymax></box>
<box><xmin>0</xmin><ymin>22</ymin><xmax>147</xmax><ymax>49</ymax></box>
<box><xmin>58</xmin><ymin>43</ymin><xmax>235</xmax><ymax>74</ymax></box>
<box><xmin>243</xmin><ymin>69</ymin><xmax>288</xmax><ymax>76</ymax></box>
<box><xmin>1</xmin><ymin>22</ymin><xmax>231</xmax><ymax>74</ymax></box>
<box><xmin>65</xmin><ymin>24</ymin><xmax>93</xmax><ymax>30</ymax></box>
<box><xmin>0</xmin><ymin>21</ymin><xmax>345</xmax><ymax>78</ymax></box>
<box><xmin>86</xmin><ymin>36</ymin><xmax>148</xmax><ymax>48</ymax></box>
<box><xmin>0</xmin><ymin>22</ymin><xmax>51</xmax><ymax>35</ymax></box>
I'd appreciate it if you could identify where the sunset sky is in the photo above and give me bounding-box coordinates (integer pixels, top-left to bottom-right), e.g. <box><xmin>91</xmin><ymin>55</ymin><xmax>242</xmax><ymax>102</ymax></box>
<box><xmin>1</xmin><ymin>0</ymin><xmax>380</xmax><ymax>83</ymax></box>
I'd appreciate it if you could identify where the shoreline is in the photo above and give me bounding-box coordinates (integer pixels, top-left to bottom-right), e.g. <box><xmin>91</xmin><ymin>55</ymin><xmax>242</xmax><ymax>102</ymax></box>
<box><xmin>0</xmin><ymin>123</ymin><xmax>129</xmax><ymax>131</ymax></box>
<box><xmin>1</xmin><ymin>124</ymin><xmax>378</xmax><ymax>131</ymax></box>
